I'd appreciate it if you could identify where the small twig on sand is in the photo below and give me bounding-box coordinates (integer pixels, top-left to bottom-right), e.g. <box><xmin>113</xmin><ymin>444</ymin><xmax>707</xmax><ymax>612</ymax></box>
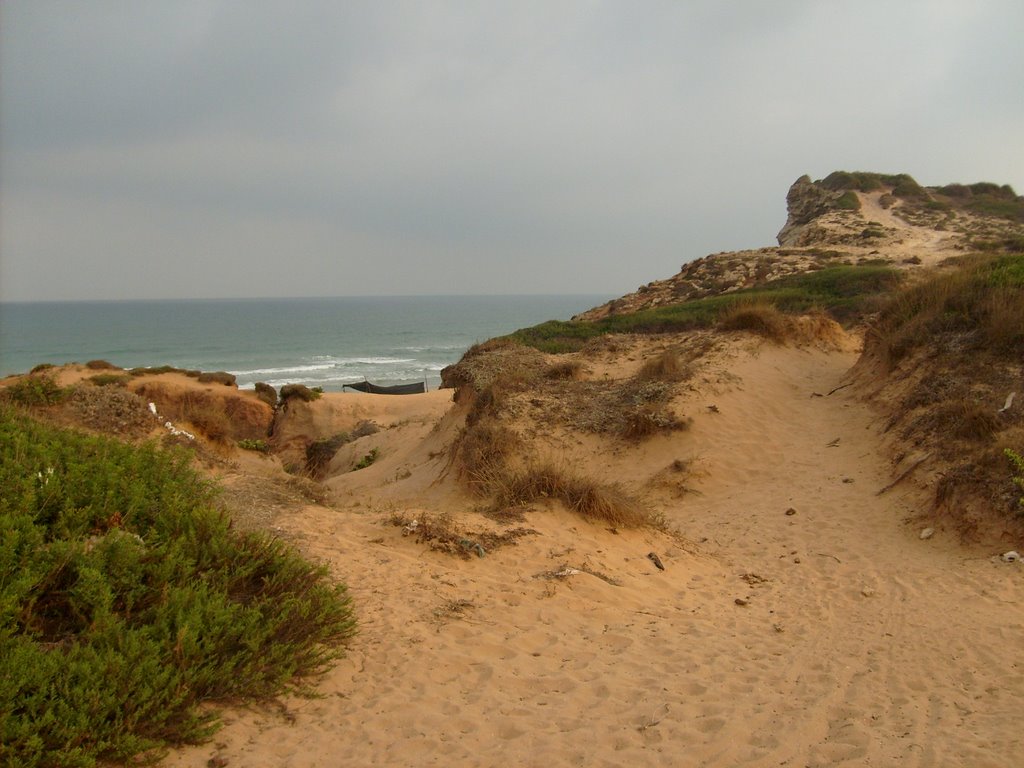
<box><xmin>827</xmin><ymin>382</ymin><xmax>854</xmax><ymax>396</ymax></box>
<box><xmin>816</xmin><ymin>552</ymin><xmax>842</xmax><ymax>563</ymax></box>
<box><xmin>877</xmin><ymin>453</ymin><xmax>932</xmax><ymax>496</ymax></box>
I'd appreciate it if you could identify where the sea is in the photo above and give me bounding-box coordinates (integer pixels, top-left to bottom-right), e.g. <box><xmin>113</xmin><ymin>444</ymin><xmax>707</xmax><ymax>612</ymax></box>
<box><xmin>0</xmin><ymin>295</ymin><xmax>611</xmax><ymax>391</ymax></box>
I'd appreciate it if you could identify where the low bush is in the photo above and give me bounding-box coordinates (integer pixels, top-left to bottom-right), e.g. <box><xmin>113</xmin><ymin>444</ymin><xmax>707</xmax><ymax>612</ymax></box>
<box><xmin>718</xmin><ymin>302</ymin><xmax>790</xmax><ymax>342</ymax></box>
<box><xmin>238</xmin><ymin>439</ymin><xmax>271</xmax><ymax>453</ymax></box>
<box><xmin>2</xmin><ymin>375</ymin><xmax>66</xmax><ymax>407</ymax></box>
<box><xmin>29</xmin><ymin>363</ymin><xmax>55</xmax><ymax>374</ymax></box>
<box><xmin>353</xmin><ymin>448</ymin><xmax>379</xmax><ymax>471</ymax></box>
<box><xmin>622</xmin><ymin>406</ymin><xmax>691</xmax><ymax>441</ymax></box>
<box><xmin>635</xmin><ymin>350</ymin><xmax>688</xmax><ymax>382</ymax></box>
<box><xmin>129</xmin><ymin>366</ymin><xmax>201</xmax><ymax>378</ymax></box>
<box><xmin>197</xmin><ymin>371</ymin><xmax>237</xmax><ymax>387</ymax></box>
<box><xmin>254</xmin><ymin>382</ymin><xmax>278</xmax><ymax>408</ymax></box>
<box><xmin>305</xmin><ymin>434</ymin><xmax>351</xmax><ymax>479</ymax></box>
<box><xmin>88</xmin><ymin>373</ymin><xmax>130</xmax><ymax>387</ymax></box>
<box><xmin>0</xmin><ymin>406</ymin><xmax>356</xmax><ymax>767</ymax></box>
<box><xmin>455</xmin><ymin>420</ymin><xmax>522</xmax><ymax>494</ymax></box>
<box><xmin>835</xmin><ymin>190</ymin><xmax>861</xmax><ymax>210</ymax></box>
<box><xmin>545</xmin><ymin>360</ymin><xmax>585</xmax><ymax>380</ymax></box>
<box><xmin>280</xmin><ymin>384</ymin><xmax>321</xmax><ymax>403</ymax></box>
<box><xmin>494</xmin><ymin>463</ymin><xmax>653</xmax><ymax>528</ymax></box>
<box><xmin>85</xmin><ymin>360</ymin><xmax>119</xmax><ymax>371</ymax></box>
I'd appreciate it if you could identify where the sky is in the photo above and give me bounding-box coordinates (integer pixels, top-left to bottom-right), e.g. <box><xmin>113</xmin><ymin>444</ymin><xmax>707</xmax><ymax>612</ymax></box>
<box><xmin>2</xmin><ymin>1</ymin><xmax>1022</xmax><ymax>302</ymax></box>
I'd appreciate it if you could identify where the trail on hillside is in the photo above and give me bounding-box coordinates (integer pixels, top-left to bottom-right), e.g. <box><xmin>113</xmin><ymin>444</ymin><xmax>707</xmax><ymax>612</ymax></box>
<box><xmin>857</xmin><ymin>192</ymin><xmax>953</xmax><ymax>264</ymax></box>
<box><xmin>165</xmin><ymin>343</ymin><xmax>1024</xmax><ymax>768</ymax></box>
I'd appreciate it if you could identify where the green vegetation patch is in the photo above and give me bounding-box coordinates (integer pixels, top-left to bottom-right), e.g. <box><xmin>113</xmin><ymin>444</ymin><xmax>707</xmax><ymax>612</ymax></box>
<box><xmin>509</xmin><ymin>265</ymin><xmax>901</xmax><ymax>352</ymax></box>
<box><xmin>0</xmin><ymin>406</ymin><xmax>355</xmax><ymax>767</ymax></box>
<box><xmin>2</xmin><ymin>375</ymin><xmax>66</xmax><ymax>407</ymax></box>
<box><xmin>871</xmin><ymin>253</ymin><xmax>1024</xmax><ymax>365</ymax></box>
<box><xmin>819</xmin><ymin>171</ymin><xmax>927</xmax><ymax>199</ymax></box>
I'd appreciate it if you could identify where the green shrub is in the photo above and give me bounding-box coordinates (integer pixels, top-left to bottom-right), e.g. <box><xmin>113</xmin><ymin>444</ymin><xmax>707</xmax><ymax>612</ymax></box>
<box><xmin>0</xmin><ymin>406</ymin><xmax>356</xmax><ymax>767</ymax></box>
<box><xmin>2</xmin><ymin>375</ymin><xmax>66</xmax><ymax>407</ymax></box>
<box><xmin>29</xmin><ymin>364</ymin><xmax>55</xmax><ymax>374</ymax></box>
<box><xmin>128</xmin><ymin>366</ymin><xmax>201</xmax><ymax>378</ymax></box>
<box><xmin>238</xmin><ymin>439</ymin><xmax>271</xmax><ymax>453</ymax></box>
<box><xmin>88</xmin><ymin>373</ymin><xmax>130</xmax><ymax>387</ymax></box>
<box><xmin>353</xmin><ymin>448</ymin><xmax>379</xmax><ymax>470</ymax></box>
<box><xmin>835</xmin><ymin>190</ymin><xmax>861</xmax><ymax>210</ymax></box>
<box><xmin>820</xmin><ymin>171</ymin><xmax>883</xmax><ymax>192</ymax></box>
<box><xmin>85</xmin><ymin>360</ymin><xmax>119</xmax><ymax>371</ymax></box>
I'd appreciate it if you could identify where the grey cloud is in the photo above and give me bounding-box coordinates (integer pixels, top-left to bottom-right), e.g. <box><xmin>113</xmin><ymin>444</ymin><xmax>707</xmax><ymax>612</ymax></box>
<box><xmin>2</xmin><ymin>1</ymin><xmax>1023</xmax><ymax>301</ymax></box>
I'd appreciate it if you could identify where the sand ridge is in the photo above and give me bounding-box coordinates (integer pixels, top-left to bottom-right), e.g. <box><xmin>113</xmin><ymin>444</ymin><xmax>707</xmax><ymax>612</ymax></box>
<box><xmin>162</xmin><ymin>338</ymin><xmax>1024</xmax><ymax>768</ymax></box>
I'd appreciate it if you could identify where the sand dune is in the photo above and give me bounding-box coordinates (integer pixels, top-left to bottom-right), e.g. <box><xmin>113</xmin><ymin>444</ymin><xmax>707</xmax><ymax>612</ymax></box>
<box><xmin>163</xmin><ymin>338</ymin><xmax>1024</xmax><ymax>767</ymax></box>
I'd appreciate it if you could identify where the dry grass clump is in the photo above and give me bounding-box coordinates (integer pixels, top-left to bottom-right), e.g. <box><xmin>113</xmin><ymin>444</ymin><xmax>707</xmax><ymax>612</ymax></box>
<box><xmin>455</xmin><ymin>420</ymin><xmax>522</xmax><ymax>494</ymax></box>
<box><xmin>622</xmin><ymin>406</ymin><xmax>692</xmax><ymax>441</ymax></box>
<box><xmin>493</xmin><ymin>463</ymin><xmax>654</xmax><ymax>528</ymax></box>
<box><xmin>718</xmin><ymin>301</ymin><xmax>791</xmax><ymax>342</ymax></box>
<box><xmin>442</xmin><ymin>342</ymin><xmax>547</xmax><ymax>392</ymax></box>
<box><xmin>305</xmin><ymin>433</ymin><xmax>353</xmax><ymax>479</ymax></box>
<box><xmin>461</xmin><ymin>336</ymin><xmax>521</xmax><ymax>360</ymax></box>
<box><xmin>948</xmin><ymin>402</ymin><xmax>1001</xmax><ymax>442</ymax></box>
<box><xmin>868</xmin><ymin>254</ymin><xmax>1024</xmax><ymax>367</ymax></box>
<box><xmin>635</xmin><ymin>350</ymin><xmax>689</xmax><ymax>381</ymax></box>
<box><xmin>545</xmin><ymin>360</ymin><xmax>585</xmax><ymax>380</ymax></box>
<box><xmin>866</xmin><ymin>254</ymin><xmax>1024</xmax><ymax>534</ymax></box>
<box><xmin>179</xmin><ymin>393</ymin><xmax>233</xmax><ymax>443</ymax></box>
<box><xmin>451</xmin><ymin>393</ymin><xmax>654</xmax><ymax>527</ymax></box>
<box><xmin>387</xmin><ymin>511</ymin><xmax>536</xmax><ymax>558</ymax></box>
<box><xmin>462</xmin><ymin>368</ymin><xmax>540</xmax><ymax>425</ymax></box>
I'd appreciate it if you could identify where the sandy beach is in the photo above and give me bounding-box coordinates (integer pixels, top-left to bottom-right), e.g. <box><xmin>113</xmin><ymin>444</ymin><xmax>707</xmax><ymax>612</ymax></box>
<box><xmin>154</xmin><ymin>334</ymin><xmax>1023</xmax><ymax>767</ymax></box>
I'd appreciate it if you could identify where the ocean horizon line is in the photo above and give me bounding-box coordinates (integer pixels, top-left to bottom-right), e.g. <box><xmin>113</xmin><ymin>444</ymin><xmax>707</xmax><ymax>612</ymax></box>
<box><xmin>0</xmin><ymin>292</ymin><xmax>613</xmax><ymax>307</ymax></box>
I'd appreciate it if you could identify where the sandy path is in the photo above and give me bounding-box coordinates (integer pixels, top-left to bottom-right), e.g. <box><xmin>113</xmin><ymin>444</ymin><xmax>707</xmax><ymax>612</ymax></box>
<box><xmin>857</xmin><ymin>192</ymin><xmax>952</xmax><ymax>264</ymax></box>
<box><xmin>165</xmin><ymin>345</ymin><xmax>1024</xmax><ymax>767</ymax></box>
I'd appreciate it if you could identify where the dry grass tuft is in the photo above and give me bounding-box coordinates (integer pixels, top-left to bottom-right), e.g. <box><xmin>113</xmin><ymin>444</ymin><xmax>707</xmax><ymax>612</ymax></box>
<box><xmin>545</xmin><ymin>360</ymin><xmax>585</xmax><ymax>380</ymax></box>
<box><xmin>387</xmin><ymin>511</ymin><xmax>536</xmax><ymax>558</ymax></box>
<box><xmin>636</xmin><ymin>350</ymin><xmax>689</xmax><ymax>381</ymax></box>
<box><xmin>493</xmin><ymin>463</ymin><xmax>653</xmax><ymax>528</ymax></box>
<box><xmin>455</xmin><ymin>420</ymin><xmax>522</xmax><ymax>494</ymax></box>
<box><xmin>179</xmin><ymin>393</ymin><xmax>233</xmax><ymax>443</ymax></box>
<box><xmin>718</xmin><ymin>301</ymin><xmax>791</xmax><ymax>342</ymax></box>
<box><xmin>946</xmin><ymin>402</ymin><xmax>1001</xmax><ymax>442</ymax></box>
<box><xmin>868</xmin><ymin>254</ymin><xmax>1024</xmax><ymax>367</ymax></box>
<box><xmin>622</xmin><ymin>406</ymin><xmax>692</xmax><ymax>441</ymax></box>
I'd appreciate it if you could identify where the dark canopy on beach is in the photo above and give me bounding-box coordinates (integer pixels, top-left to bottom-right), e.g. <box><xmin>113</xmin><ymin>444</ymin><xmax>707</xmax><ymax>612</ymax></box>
<box><xmin>343</xmin><ymin>380</ymin><xmax>426</xmax><ymax>395</ymax></box>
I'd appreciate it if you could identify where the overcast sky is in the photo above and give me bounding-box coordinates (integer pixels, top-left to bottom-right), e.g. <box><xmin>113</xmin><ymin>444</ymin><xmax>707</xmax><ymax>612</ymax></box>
<box><xmin>2</xmin><ymin>1</ymin><xmax>1022</xmax><ymax>301</ymax></box>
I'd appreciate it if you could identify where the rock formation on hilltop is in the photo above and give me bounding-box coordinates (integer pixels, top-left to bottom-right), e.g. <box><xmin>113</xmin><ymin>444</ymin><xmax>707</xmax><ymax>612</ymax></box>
<box><xmin>574</xmin><ymin>171</ymin><xmax>1024</xmax><ymax>322</ymax></box>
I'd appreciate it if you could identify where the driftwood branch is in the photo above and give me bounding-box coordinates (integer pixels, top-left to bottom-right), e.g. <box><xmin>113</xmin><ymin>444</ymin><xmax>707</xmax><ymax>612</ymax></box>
<box><xmin>877</xmin><ymin>453</ymin><xmax>932</xmax><ymax>496</ymax></box>
<box><xmin>827</xmin><ymin>382</ymin><xmax>854</xmax><ymax>396</ymax></box>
